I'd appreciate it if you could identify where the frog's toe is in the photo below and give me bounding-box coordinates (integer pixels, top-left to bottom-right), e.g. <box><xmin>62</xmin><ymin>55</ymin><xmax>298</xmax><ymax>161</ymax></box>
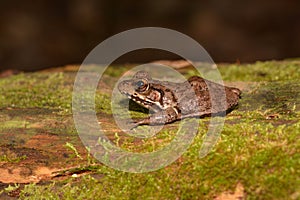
<box><xmin>232</xmin><ymin>88</ymin><xmax>242</xmax><ymax>97</ymax></box>
<box><xmin>123</xmin><ymin>120</ymin><xmax>139</xmax><ymax>130</ymax></box>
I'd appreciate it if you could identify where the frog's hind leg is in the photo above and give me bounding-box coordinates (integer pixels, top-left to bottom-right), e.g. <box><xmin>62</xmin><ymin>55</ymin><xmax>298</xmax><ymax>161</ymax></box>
<box><xmin>132</xmin><ymin>107</ymin><xmax>180</xmax><ymax>127</ymax></box>
<box><xmin>180</xmin><ymin>111</ymin><xmax>212</xmax><ymax>120</ymax></box>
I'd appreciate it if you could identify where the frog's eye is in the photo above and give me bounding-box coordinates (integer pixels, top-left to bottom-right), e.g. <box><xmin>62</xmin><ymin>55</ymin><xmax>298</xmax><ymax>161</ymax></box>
<box><xmin>135</xmin><ymin>79</ymin><xmax>148</xmax><ymax>92</ymax></box>
<box><xmin>136</xmin><ymin>80</ymin><xmax>144</xmax><ymax>87</ymax></box>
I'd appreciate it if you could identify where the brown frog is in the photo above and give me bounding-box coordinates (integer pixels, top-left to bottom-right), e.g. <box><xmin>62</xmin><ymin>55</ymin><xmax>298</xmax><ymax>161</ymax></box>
<box><xmin>118</xmin><ymin>71</ymin><xmax>241</xmax><ymax>128</ymax></box>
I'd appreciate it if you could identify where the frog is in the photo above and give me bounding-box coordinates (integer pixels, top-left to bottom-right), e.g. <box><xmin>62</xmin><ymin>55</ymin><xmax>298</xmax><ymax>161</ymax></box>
<box><xmin>118</xmin><ymin>71</ymin><xmax>241</xmax><ymax>128</ymax></box>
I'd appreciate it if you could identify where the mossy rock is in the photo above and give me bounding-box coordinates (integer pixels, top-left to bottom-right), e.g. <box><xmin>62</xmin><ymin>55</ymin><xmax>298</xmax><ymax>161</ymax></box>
<box><xmin>0</xmin><ymin>60</ymin><xmax>299</xmax><ymax>199</ymax></box>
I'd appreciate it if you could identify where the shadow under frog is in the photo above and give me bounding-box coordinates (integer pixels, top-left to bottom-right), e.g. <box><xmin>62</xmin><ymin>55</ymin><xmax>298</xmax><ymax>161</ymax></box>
<box><xmin>118</xmin><ymin>71</ymin><xmax>241</xmax><ymax>128</ymax></box>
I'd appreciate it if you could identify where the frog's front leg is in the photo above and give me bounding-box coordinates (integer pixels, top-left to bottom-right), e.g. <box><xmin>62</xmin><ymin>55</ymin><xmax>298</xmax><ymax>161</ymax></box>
<box><xmin>132</xmin><ymin>107</ymin><xmax>180</xmax><ymax>128</ymax></box>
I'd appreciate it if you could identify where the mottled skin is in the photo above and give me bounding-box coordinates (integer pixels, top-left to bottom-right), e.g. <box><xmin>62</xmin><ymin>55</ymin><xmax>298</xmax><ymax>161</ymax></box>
<box><xmin>118</xmin><ymin>71</ymin><xmax>241</xmax><ymax>127</ymax></box>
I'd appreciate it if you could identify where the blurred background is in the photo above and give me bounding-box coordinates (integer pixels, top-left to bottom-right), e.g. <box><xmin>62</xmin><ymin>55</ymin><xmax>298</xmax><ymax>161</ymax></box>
<box><xmin>1</xmin><ymin>0</ymin><xmax>300</xmax><ymax>71</ymax></box>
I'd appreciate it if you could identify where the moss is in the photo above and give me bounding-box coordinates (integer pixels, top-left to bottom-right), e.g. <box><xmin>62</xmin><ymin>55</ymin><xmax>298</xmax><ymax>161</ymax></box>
<box><xmin>0</xmin><ymin>72</ymin><xmax>72</xmax><ymax>113</ymax></box>
<box><xmin>0</xmin><ymin>154</ymin><xmax>27</xmax><ymax>163</ymax></box>
<box><xmin>186</xmin><ymin>60</ymin><xmax>300</xmax><ymax>81</ymax></box>
<box><xmin>218</xmin><ymin>60</ymin><xmax>300</xmax><ymax>81</ymax></box>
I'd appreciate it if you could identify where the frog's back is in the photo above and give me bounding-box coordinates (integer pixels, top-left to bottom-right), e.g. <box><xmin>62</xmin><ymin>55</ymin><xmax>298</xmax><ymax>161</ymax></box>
<box><xmin>187</xmin><ymin>76</ymin><xmax>241</xmax><ymax>114</ymax></box>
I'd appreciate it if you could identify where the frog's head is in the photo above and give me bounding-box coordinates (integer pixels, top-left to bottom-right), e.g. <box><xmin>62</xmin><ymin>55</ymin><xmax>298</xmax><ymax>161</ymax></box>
<box><xmin>118</xmin><ymin>71</ymin><xmax>151</xmax><ymax>95</ymax></box>
<box><xmin>118</xmin><ymin>71</ymin><xmax>163</xmax><ymax>111</ymax></box>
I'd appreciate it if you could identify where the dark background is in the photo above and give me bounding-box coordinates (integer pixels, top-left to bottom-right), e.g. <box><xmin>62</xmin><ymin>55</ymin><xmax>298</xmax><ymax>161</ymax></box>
<box><xmin>1</xmin><ymin>0</ymin><xmax>300</xmax><ymax>71</ymax></box>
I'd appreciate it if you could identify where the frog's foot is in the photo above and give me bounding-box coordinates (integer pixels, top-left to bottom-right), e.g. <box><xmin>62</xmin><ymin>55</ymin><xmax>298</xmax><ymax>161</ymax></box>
<box><xmin>123</xmin><ymin>118</ymin><xmax>153</xmax><ymax>130</ymax></box>
<box><xmin>125</xmin><ymin>120</ymin><xmax>140</xmax><ymax>130</ymax></box>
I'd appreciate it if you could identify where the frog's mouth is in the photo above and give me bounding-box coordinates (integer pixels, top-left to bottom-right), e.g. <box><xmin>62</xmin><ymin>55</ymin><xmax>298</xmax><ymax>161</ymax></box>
<box><xmin>121</xmin><ymin>92</ymin><xmax>152</xmax><ymax>106</ymax></box>
<box><xmin>121</xmin><ymin>91</ymin><xmax>161</xmax><ymax>111</ymax></box>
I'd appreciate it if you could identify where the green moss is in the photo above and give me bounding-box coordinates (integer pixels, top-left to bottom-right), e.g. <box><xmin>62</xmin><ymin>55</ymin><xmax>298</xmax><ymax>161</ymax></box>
<box><xmin>186</xmin><ymin>60</ymin><xmax>300</xmax><ymax>81</ymax></box>
<box><xmin>94</xmin><ymin>93</ymin><xmax>113</xmax><ymax>114</ymax></box>
<box><xmin>0</xmin><ymin>154</ymin><xmax>27</xmax><ymax>163</ymax></box>
<box><xmin>0</xmin><ymin>120</ymin><xmax>27</xmax><ymax>130</ymax></box>
<box><xmin>0</xmin><ymin>72</ymin><xmax>114</xmax><ymax>116</ymax></box>
<box><xmin>0</xmin><ymin>72</ymin><xmax>72</xmax><ymax>113</ymax></box>
<box><xmin>104</xmin><ymin>65</ymin><xmax>133</xmax><ymax>77</ymax></box>
<box><xmin>219</xmin><ymin>60</ymin><xmax>300</xmax><ymax>81</ymax></box>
